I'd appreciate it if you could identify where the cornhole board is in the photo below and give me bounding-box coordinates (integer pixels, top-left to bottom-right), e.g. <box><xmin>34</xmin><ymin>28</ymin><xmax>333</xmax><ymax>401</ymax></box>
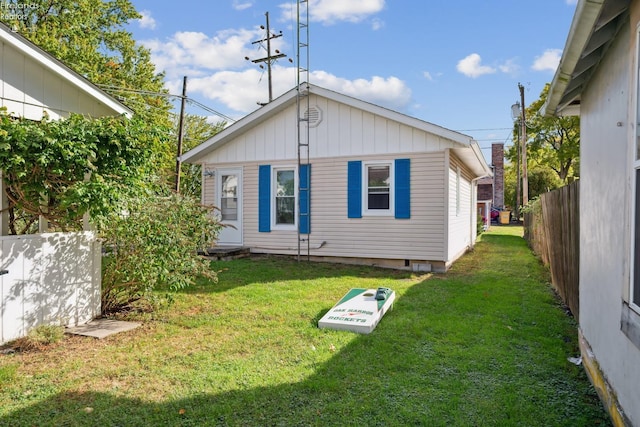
<box><xmin>318</xmin><ymin>288</ymin><xmax>395</xmax><ymax>334</ymax></box>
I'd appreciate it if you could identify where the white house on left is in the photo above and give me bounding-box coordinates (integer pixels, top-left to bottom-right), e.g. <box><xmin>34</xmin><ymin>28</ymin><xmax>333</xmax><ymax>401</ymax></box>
<box><xmin>0</xmin><ymin>22</ymin><xmax>132</xmax><ymax>344</ymax></box>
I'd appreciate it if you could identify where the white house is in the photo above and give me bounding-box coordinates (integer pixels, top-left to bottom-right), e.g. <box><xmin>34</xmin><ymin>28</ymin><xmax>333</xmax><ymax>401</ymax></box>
<box><xmin>0</xmin><ymin>22</ymin><xmax>132</xmax><ymax>344</ymax></box>
<box><xmin>182</xmin><ymin>84</ymin><xmax>491</xmax><ymax>272</ymax></box>
<box><xmin>543</xmin><ymin>1</ymin><xmax>640</xmax><ymax>425</ymax></box>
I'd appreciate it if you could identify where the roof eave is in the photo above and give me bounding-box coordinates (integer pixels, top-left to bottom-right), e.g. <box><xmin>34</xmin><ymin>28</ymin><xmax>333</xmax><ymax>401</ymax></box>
<box><xmin>542</xmin><ymin>0</ymin><xmax>607</xmax><ymax>117</ymax></box>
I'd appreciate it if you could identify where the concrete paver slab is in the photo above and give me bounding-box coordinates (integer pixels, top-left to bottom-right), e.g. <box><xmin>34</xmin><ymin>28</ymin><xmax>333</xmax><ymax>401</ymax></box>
<box><xmin>65</xmin><ymin>319</ymin><xmax>141</xmax><ymax>339</ymax></box>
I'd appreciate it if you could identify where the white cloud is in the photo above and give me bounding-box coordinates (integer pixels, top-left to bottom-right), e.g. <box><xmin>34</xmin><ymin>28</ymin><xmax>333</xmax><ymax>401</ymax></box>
<box><xmin>179</xmin><ymin>67</ymin><xmax>296</xmax><ymax>113</ymax></box>
<box><xmin>371</xmin><ymin>18</ymin><xmax>384</xmax><ymax>30</ymax></box>
<box><xmin>532</xmin><ymin>49</ymin><xmax>562</xmax><ymax>72</ymax></box>
<box><xmin>498</xmin><ymin>58</ymin><xmax>520</xmax><ymax>75</ymax></box>
<box><xmin>141</xmin><ymin>28</ymin><xmax>288</xmax><ymax>79</ymax></box>
<box><xmin>565</xmin><ymin>0</ymin><xmax>578</xmax><ymax>5</ymax></box>
<box><xmin>279</xmin><ymin>0</ymin><xmax>385</xmax><ymax>25</ymax></box>
<box><xmin>232</xmin><ymin>0</ymin><xmax>253</xmax><ymax>10</ymax></box>
<box><xmin>423</xmin><ymin>71</ymin><xmax>443</xmax><ymax>81</ymax></box>
<box><xmin>137</xmin><ymin>10</ymin><xmax>156</xmax><ymax>30</ymax></box>
<box><xmin>310</xmin><ymin>71</ymin><xmax>411</xmax><ymax>111</ymax></box>
<box><xmin>175</xmin><ymin>68</ymin><xmax>411</xmax><ymax>116</ymax></box>
<box><xmin>456</xmin><ymin>53</ymin><xmax>496</xmax><ymax>78</ymax></box>
<box><xmin>143</xmin><ymin>17</ymin><xmax>411</xmax><ymax>117</ymax></box>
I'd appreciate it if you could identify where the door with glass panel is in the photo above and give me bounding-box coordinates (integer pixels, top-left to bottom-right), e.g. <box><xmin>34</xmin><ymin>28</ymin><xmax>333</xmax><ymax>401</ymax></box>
<box><xmin>216</xmin><ymin>168</ymin><xmax>242</xmax><ymax>245</ymax></box>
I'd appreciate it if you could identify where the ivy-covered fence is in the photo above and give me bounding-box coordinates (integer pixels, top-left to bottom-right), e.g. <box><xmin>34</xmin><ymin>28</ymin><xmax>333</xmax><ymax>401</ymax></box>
<box><xmin>524</xmin><ymin>181</ymin><xmax>580</xmax><ymax>321</ymax></box>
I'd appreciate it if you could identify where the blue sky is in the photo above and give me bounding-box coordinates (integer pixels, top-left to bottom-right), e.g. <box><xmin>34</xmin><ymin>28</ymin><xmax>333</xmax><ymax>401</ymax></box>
<box><xmin>127</xmin><ymin>0</ymin><xmax>577</xmax><ymax>158</ymax></box>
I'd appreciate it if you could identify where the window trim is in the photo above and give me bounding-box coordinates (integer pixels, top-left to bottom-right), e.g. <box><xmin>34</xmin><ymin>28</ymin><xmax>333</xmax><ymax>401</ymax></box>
<box><xmin>362</xmin><ymin>160</ymin><xmax>394</xmax><ymax>217</ymax></box>
<box><xmin>271</xmin><ymin>165</ymin><xmax>298</xmax><ymax>230</ymax></box>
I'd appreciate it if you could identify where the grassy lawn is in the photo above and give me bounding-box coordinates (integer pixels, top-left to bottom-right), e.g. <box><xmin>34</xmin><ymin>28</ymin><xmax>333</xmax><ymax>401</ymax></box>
<box><xmin>0</xmin><ymin>226</ymin><xmax>610</xmax><ymax>426</ymax></box>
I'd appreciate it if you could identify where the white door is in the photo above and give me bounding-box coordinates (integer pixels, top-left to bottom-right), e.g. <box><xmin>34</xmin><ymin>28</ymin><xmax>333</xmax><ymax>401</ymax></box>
<box><xmin>216</xmin><ymin>168</ymin><xmax>242</xmax><ymax>245</ymax></box>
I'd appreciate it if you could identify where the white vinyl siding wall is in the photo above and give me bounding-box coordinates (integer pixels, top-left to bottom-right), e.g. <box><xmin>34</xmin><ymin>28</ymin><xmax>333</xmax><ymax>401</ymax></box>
<box><xmin>577</xmin><ymin>11</ymin><xmax>640</xmax><ymax>424</ymax></box>
<box><xmin>199</xmin><ymin>95</ymin><xmax>459</xmax><ymax>164</ymax></box>
<box><xmin>447</xmin><ymin>154</ymin><xmax>474</xmax><ymax>261</ymax></box>
<box><xmin>205</xmin><ymin>152</ymin><xmax>445</xmax><ymax>260</ymax></box>
<box><xmin>0</xmin><ymin>40</ymin><xmax>119</xmax><ymax>120</ymax></box>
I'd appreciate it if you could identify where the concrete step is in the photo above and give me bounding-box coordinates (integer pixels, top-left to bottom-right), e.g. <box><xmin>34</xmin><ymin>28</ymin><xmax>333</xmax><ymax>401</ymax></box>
<box><xmin>202</xmin><ymin>246</ymin><xmax>250</xmax><ymax>261</ymax></box>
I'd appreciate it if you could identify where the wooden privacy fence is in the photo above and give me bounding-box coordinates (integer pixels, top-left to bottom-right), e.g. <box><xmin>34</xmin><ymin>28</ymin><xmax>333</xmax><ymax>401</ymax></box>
<box><xmin>524</xmin><ymin>181</ymin><xmax>580</xmax><ymax>321</ymax></box>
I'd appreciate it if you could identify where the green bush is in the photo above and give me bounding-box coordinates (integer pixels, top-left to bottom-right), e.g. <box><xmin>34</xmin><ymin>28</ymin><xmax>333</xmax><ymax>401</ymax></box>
<box><xmin>95</xmin><ymin>192</ymin><xmax>222</xmax><ymax>315</ymax></box>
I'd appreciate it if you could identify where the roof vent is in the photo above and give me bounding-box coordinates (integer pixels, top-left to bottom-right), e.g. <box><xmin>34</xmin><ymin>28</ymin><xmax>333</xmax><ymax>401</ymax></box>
<box><xmin>304</xmin><ymin>105</ymin><xmax>322</xmax><ymax>127</ymax></box>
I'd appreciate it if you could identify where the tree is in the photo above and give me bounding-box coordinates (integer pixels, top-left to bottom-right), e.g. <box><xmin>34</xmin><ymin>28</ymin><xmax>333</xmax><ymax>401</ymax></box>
<box><xmin>175</xmin><ymin>114</ymin><xmax>227</xmax><ymax>197</ymax></box>
<box><xmin>0</xmin><ymin>110</ymin><xmax>166</xmax><ymax>233</ymax></box>
<box><xmin>523</xmin><ymin>84</ymin><xmax>580</xmax><ymax>184</ymax></box>
<box><xmin>2</xmin><ymin>2</ymin><xmax>223</xmax><ymax>312</ymax></box>
<box><xmin>4</xmin><ymin>0</ymin><xmax>176</xmax><ymax>177</ymax></box>
<box><xmin>505</xmin><ymin>84</ymin><xmax>579</xmax><ymax>211</ymax></box>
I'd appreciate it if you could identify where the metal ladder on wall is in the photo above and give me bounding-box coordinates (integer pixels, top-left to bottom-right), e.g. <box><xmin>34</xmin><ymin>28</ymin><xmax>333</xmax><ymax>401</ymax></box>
<box><xmin>297</xmin><ymin>0</ymin><xmax>310</xmax><ymax>261</ymax></box>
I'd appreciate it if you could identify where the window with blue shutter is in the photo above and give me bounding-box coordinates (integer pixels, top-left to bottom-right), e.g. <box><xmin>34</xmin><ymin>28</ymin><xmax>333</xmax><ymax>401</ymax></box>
<box><xmin>395</xmin><ymin>158</ymin><xmax>410</xmax><ymax>219</ymax></box>
<box><xmin>348</xmin><ymin>159</ymin><xmax>410</xmax><ymax>219</ymax></box>
<box><xmin>258</xmin><ymin>165</ymin><xmax>271</xmax><ymax>232</ymax></box>
<box><xmin>299</xmin><ymin>164</ymin><xmax>310</xmax><ymax>234</ymax></box>
<box><xmin>348</xmin><ymin>161</ymin><xmax>362</xmax><ymax>218</ymax></box>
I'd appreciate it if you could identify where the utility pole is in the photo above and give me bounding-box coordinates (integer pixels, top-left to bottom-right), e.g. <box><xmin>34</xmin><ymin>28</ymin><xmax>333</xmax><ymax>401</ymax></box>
<box><xmin>519</xmin><ymin>83</ymin><xmax>528</xmax><ymax>208</ymax></box>
<box><xmin>174</xmin><ymin>75</ymin><xmax>187</xmax><ymax>193</ymax></box>
<box><xmin>245</xmin><ymin>12</ymin><xmax>291</xmax><ymax>104</ymax></box>
<box><xmin>515</xmin><ymin>120</ymin><xmax>521</xmax><ymax>220</ymax></box>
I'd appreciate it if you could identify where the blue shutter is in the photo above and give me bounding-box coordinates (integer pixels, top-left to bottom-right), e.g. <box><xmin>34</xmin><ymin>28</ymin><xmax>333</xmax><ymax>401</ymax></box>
<box><xmin>395</xmin><ymin>158</ymin><xmax>410</xmax><ymax>219</ymax></box>
<box><xmin>258</xmin><ymin>165</ymin><xmax>271</xmax><ymax>232</ymax></box>
<box><xmin>348</xmin><ymin>161</ymin><xmax>362</xmax><ymax>218</ymax></box>
<box><xmin>299</xmin><ymin>164</ymin><xmax>311</xmax><ymax>234</ymax></box>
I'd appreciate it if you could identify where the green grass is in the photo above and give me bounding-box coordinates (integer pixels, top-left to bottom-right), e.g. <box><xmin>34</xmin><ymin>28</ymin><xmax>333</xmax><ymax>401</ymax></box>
<box><xmin>0</xmin><ymin>226</ymin><xmax>610</xmax><ymax>426</ymax></box>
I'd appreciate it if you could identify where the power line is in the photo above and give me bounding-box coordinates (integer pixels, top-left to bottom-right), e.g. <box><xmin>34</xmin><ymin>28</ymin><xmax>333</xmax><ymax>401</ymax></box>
<box><xmin>455</xmin><ymin>127</ymin><xmax>512</xmax><ymax>132</ymax></box>
<box><xmin>185</xmin><ymin>98</ymin><xmax>235</xmax><ymax>123</ymax></box>
<box><xmin>96</xmin><ymin>84</ymin><xmax>235</xmax><ymax>123</ymax></box>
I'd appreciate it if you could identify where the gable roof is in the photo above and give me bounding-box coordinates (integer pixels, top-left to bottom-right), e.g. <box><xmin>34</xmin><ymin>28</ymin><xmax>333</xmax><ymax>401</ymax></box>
<box><xmin>0</xmin><ymin>22</ymin><xmax>133</xmax><ymax>117</ymax></box>
<box><xmin>542</xmin><ymin>0</ymin><xmax>629</xmax><ymax>116</ymax></box>
<box><xmin>181</xmin><ymin>83</ymin><xmax>491</xmax><ymax>177</ymax></box>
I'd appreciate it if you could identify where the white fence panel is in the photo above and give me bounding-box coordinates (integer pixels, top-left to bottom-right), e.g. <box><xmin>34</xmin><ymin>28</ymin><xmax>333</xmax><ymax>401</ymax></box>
<box><xmin>0</xmin><ymin>231</ymin><xmax>101</xmax><ymax>344</ymax></box>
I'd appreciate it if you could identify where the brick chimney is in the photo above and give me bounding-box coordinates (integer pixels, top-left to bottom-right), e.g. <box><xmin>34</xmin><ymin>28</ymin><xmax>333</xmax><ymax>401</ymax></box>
<box><xmin>492</xmin><ymin>143</ymin><xmax>504</xmax><ymax>209</ymax></box>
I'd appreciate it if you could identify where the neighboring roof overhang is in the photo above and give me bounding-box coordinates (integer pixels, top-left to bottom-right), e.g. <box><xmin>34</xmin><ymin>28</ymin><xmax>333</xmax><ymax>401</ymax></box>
<box><xmin>542</xmin><ymin>0</ymin><xmax>629</xmax><ymax>117</ymax></box>
<box><xmin>452</xmin><ymin>142</ymin><xmax>493</xmax><ymax>178</ymax></box>
<box><xmin>181</xmin><ymin>83</ymin><xmax>492</xmax><ymax>177</ymax></box>
<box><xmin>0</xmin><ymin>22</ymin><xmax>133</xmax><ymax>118</ymax></box>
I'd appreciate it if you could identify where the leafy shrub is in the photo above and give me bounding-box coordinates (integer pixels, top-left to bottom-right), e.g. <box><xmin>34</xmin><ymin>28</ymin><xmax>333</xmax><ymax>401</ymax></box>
<box><xmin>0</xmin><ymin>110</ymin><xmax>166</xmax><ymax>233</ymax></box>
<box><xmin>95</xmin><ymin>192</ymin><xmax>222</xmax><ymax>315</ymax></box>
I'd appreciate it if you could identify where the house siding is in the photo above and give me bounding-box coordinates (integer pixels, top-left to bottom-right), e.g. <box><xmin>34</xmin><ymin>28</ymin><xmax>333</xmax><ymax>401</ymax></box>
<box><xmin>204</xmin><ymin>152</ymin><xmax>446</xmax><ymax>262</ymax></box>
<box><xmin>0</xmin><ymin>40</ymin><xmax>118</xmax><ymax>120</ymax></box>
<box><xmin>579</xmin><ymin>11</ymin><xmax>640</xmax><ymax>425</ymax></box>
<box><xmin>447</xmin><ymin>153</ymin><xmax>475</xmax><ymax>262</ymax></box>
<box><xmin>199</xmin><ymin>94</ymin><xmax>456</xmax><ymax>164</ymax></box>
